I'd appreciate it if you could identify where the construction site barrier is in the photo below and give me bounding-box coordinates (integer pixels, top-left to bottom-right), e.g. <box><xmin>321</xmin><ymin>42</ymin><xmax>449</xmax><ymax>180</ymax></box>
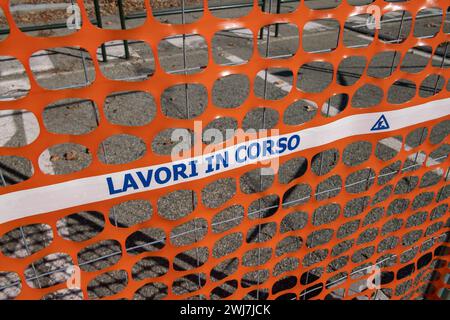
<box><xmin>0</xmin><ymin>0</ymin><xmax>448</xmax><ymax>300</ymax></box>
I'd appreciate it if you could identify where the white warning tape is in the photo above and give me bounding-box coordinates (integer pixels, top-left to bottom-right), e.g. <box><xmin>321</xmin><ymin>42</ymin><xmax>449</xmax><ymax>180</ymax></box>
<box><xmin>0</xmin><ymin>98</ymin><xmax>449</xmax><ymax>224</ymax></box>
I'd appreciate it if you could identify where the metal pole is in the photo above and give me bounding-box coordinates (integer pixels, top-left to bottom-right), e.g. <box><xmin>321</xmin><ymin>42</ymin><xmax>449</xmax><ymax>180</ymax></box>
<box><xmin>432</xmin><ymin>42</ymin><xmax>448</xmax><ymax>94</ymax></box>
<box><xmin>275</xmin><ymin>0</ymin><xmax>281</xmax><ymax>37</ymax></box>
<box><xmin>180</xmin><ymin>0</ymin><xmax>202</xmax><ymax>291</ymax></box>
<box><xmin>259</xmin><ymin>0</ymin><xmax>266</xmax><ymax>39</ymax></box>
<box><xmin>256</xmin><ymin>0</ymin><xmax>273</xmax><ymax>300</ymax></box>
<box><xmin>117</xmin><ymin>0</ymin><xmax>130</xmax><ymax>60</ymax></box>
<box><xmin>93</xmin><ymin>0</ymin><xmax>107</xmax><ymax>62</ymax></box>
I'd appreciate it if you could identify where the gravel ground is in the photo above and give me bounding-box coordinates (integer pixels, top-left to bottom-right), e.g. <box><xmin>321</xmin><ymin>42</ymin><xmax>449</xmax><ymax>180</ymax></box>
<box><xmin>0</xmin><ymin>0</ymin><xmax>449</xmax><ymax>300</ymax></box>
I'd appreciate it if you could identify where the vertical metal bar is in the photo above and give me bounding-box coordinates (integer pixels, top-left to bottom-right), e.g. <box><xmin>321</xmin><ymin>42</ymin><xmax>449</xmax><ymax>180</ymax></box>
<box><xmin>274</xmin><ymin>0</ymin><xmax>281</xmax><ymax>37</ymax></box>
<box><xmin>408</xmin><ymin>44</ymin><xmax>449</xmax><ymax>195</ymax></box>
<box><xmin>422</xmin><ymin>231</ymin><xmax>449</xmax><ymax>299</ymax></box>
<box><xmin>436</xmin><ymin>168</ymin><xmax>449</xmax><ymax>202</ymax></box>
<box><xmin>406</xmin><ymin>42</ymin><xmax>446</xmax><ymax>175</ymax></box>
<box><xmin>0</xmin><ymin>169</ymin><xmax>6</xmax><ymax>186</ymax></box>
<box><xmin>432</xmin><ymin>42</ymin><xmax>448</xmax><ymax>94</ymax></box>
<box><xmin>80</xmin><ymin>44</ymin><xmax>117</xmax><ymax>227</ymax></box>
<box><xmin>0</xmin><ymin>115</ymin><xmax>42</xmax><ymax>290</ymax></box>
<box><xmin>307</xmin><ymin>19</ymin><xmax>342</xmax><ymax>299</ymax></box>
<box><xmin>389</xmin><ymin>11</ymin><xmax>406</xmax><ymax>75</ymax></box>
<box><xmin>317</xmin><ymin>103</ymin><xmax>332</xmax><ymax>176</ymax></box>
<box><xmin>181</xmin><ymin>0</ymin><xmax>201</xmax><ymax>291</ymax></box>
<box><xmin>261</xmin><ymin>0</ymin><xmax>266</xmax><ymax>14</ymax></box>
<box><xmin>89</xmin><ymin>100</ymin><xmax>108</xmax><ymax>167</ymax></box>
<box><xmin>408</xmin><ymin>42</ymin><xmax>449</xmax><ymax>189</ymax></box>
<box><xmin>2</xmin><ymin>180</ymin><xmax>41</xmax><ymax>304</ymax></box>
<box><xmin>256</xmin><ymin>0</ymin><xmax>273</xmax><ymax>300</ymax></box>
<box><xmin>313</xmin><ymin>100</ymin><xmax>333</xmax><ymax>206</ymax></box>
<box><xmin>93</xmin><ymin>0</ymin><xmax>107</xmax><ymax>62</ymax></box>
<box><xmin>90</xmin><ymin>98</ymin><xmax>117</xmax><ymax>226</ymax></box>
<box><xmin>259</xmin><ymin>0</ymin><xmax>266</xmax><ymax>39</ymax></box>
<box><xmin>192</xmin><ymin>197</ymin><xmax>202</xmax><ymax>290</ymax></box>
<box><xmin>92</xmin><ymin>103</ymin><xmax>117</xmax><ymax>225</ymax></box>
<box><xmin>388</xmin><ymin>24</ymin><xmax>404</xmax><ymax>73</ymax></box>
<box><xmin>262</xmin><ymin>25</ymin><xmax>272</xmax><ymax>97</ymax></box>
<box><xmin>181</xmin><ymin>0</ymin><xmax>191</xmax><ymax>119</ymax></box>
<box><xmin>306</xmin><ymin>96</ymin><xmax>334</xmax><ymax>299</ymax></box>
<box><xmin>324</xmin><ymin>97</ymin><xmax>332</xmax><ymax>117</ymax></box>
<box><xmin>80</xmin><ymin>49</ymin><xmax>90</xmax><ymax>84</ymax></box>
<box><xmin>365</xmin><ymin>169</ymin><xmax>373</xmax><ymax>191</ymax></box>
<box><xmin>117</xmin><ymin>0</ymin><xmax>130</xmax><ymax>60</ymax></box>
<box><xmin>410</xmin><ymin>128</ymin><xmax>426</xmax><ymax>169</ymax></box>
<box><xmin>19</xmin><ymin>227</ymin><xmax>42</xmax><ymax>289</ymax></box>
<box><xmin>0</xmin><ymin>109</ymin><xmax>43</xmax><ymax>290</ymax></box>
<box><xmin>303</xmin><ymin>214</ymin><xmax>317</xmax><ymax>300</ymax></box>
<box><xmin>394</xmin><ymin>11</ymin><xmax>406</xmax><ymax>44</ymax></box>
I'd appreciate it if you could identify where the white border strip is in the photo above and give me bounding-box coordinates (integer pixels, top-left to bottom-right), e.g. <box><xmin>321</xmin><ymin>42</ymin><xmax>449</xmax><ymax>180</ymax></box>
<box><xmin>0</xmin><ymin>98</ymin><xmax>449</xmax><ymax>224</ymax></box>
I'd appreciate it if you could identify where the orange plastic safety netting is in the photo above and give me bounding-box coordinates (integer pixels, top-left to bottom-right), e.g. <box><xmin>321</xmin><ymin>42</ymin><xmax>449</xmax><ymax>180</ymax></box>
<box><xmin>0</xmin><ymin>0</ymin><xmax>449</xmax><ymax>300</ymax></box>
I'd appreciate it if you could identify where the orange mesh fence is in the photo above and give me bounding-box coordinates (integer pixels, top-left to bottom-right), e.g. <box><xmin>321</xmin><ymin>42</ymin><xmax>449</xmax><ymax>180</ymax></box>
<box><xmin>0</xmin><ymin>0</ymin><xmax>449</xmax><ymax>300</ymax></box>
